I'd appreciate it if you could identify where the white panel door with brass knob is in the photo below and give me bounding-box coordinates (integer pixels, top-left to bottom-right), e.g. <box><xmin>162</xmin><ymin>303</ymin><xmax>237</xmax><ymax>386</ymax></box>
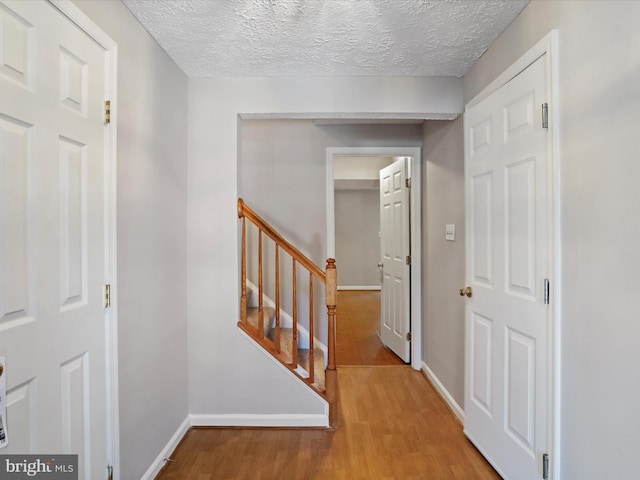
<box><xmin>463</xmin><ymin>53</ymin><xmax>552</xmax><ymax>479</ymax></box>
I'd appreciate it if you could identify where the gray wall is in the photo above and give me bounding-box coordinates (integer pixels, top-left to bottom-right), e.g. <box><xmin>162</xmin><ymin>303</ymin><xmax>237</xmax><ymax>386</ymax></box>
<box><xmin>464</xmin><ymin>1</ymin><xmax>640</xmax><ymax>478</ymax></box>
<box><xmin>73</xmin><ymin>2</ymin><xmax>189</xmax><ymax>479</ymax></box>
<box><xmin>421</xmin><ymin>118</ymin><xmax>466</xmax><ymax>407</ymax></box>
<box><xmin>335</xmin><ymin>189</ymin><xmax>380</xmax><ymax>288</ymax></box>
<box><xmin>239</xmin><ymin>120</ymin><xmax>422</xmax><ymax>268</ymax></box>
<box><xmin>239</xmin><ymin>120</ymin><xmax>421</xmax><ymax>343</ymax></box>
<box><xmin>189</xmin><ymin>74</ymin><xmax>461</xmax><ymax>417</ymax></box>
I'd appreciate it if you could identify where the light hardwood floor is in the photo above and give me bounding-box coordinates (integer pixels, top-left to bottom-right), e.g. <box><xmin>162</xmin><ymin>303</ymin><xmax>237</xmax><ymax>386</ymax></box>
<box><xmin>336</xmin><ymin>290</ymin><xmax>405</xmax><ymax>366</ymax></box>
<box><xmin>156</xmin><ymin>367</ymin><xmax>500</xmax><ymax>480</ymax></box>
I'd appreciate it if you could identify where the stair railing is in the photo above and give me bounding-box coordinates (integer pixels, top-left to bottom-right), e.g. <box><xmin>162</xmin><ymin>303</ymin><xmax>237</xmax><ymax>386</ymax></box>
<box><xmin>237</xmin><ymin>198</ymin><xmax>337</xmax><ymax>392</ymax></box>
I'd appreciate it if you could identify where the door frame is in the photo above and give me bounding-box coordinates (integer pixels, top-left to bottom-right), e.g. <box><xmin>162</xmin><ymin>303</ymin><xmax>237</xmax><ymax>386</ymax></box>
<box><xmin>326</xmin><ymin>146</ymin><xmax>422</xmax><ymax>370</ymax></box>
<box><xmin>464</xmin><ymin>30</ymin><xmax>559</xmax><ymax>479</ymax></box>
<box><xmin>48</xmin><ymin>1</ymin><xmax>120</xmax><ymax>476</ymax></box>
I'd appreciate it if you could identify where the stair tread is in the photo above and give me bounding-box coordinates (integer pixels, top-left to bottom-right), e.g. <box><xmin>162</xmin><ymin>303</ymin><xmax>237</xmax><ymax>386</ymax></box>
<box><xmin>268</xmin><ymin>328</ymin><xmax>325</xmax><ymax>391</ymax></box>
<box><xmin>246</xmin><ymin>306</ymin><xmax>275</xmax><ymax>337</ymax></box>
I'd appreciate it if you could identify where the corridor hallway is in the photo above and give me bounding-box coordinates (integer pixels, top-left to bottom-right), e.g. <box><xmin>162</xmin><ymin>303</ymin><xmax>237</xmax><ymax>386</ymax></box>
<box><xmin>156</xmin><ymin>366</ymin><xmax>499</xmax><ymax>479</ymax></box>
<box><xmin>156</xmin><ymin>291</ymin><xmax>499</xmax><ymax>479</ymax></box>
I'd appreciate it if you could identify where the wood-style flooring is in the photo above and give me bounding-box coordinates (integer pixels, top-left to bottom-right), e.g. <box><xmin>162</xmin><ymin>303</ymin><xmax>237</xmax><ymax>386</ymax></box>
<box><xmin>335</xmin><ymin>290</ymin><xmax>405</xmax><ymax>366</ymax></box>
<box><xmin>155</xmin><ymin>367</ymin><xmax>500</xmax><ymax>480</ymax></box>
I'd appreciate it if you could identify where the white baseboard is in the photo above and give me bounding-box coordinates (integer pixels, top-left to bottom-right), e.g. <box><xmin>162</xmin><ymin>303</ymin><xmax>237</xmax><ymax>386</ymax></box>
<box><xmin>139</xmin><ymin>415</ymin><xmax>191</xmax><ymax>480</ymax></box>
<box><xmin>139</xmin><ymin>410</ymin><xmax>329</xmax><ymax>478</ymax></box>
<box><xmin>190</xmin><ymin>413</ymin><xmax>329</xmax><ymax>428</ymax></box>
<box><xmin>421</xmin><ymin>362</ymin><xmax>464</xmax><ymax>423</ymax></box>
<box><xmin>337</xmin><ymin>286</ymin><xmax>381</xmax><ymax>291</ymax></box>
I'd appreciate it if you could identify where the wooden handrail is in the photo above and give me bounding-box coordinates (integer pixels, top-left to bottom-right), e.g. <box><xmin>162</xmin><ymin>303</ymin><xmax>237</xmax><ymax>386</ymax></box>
<box><xmin>237</xmin><ymin>197</ymin><xmax>337</xmax><ymax>399</ymax></box>
<box><xmin>238</xmin><ymin>198</ymin><xmax>326</xmax><ymax>281</ymax></box>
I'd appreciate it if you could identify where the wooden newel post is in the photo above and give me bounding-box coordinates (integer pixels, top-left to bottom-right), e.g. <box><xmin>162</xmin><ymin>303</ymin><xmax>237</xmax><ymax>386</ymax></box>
<box><xmin>325</xmin><ymin>258</ymin><xmax>337</xmax><ymax>371</ymax></box>
<box><xmin>237</xmin><ymin>198</ymin><xmax>245</xmax><ymax>218</ymax></box>
<box><xmin>239</xmin><ymin>199</ymin><xmax>247</xmax><ymax>325</ymax></box>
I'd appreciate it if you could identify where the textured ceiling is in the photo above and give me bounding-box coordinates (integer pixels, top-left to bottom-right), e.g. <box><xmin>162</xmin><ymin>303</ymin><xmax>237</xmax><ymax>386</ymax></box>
<box><xmin>123</xmin><ymin>0</ymin><xmax>528</xmax><ymax>78</ymax></box>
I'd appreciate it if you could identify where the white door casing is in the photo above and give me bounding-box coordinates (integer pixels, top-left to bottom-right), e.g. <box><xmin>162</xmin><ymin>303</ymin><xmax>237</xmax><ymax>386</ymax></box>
<box><xmin>379</xmin><ymin>158</ymin><xmax>410</xmax><ymax>362</ymax></box>
<box><xmin>326</xmin><ymin>147</ymin><xmax>421</xmax><ymax>370</ymax></box>
<box><xmin>463</xmin><ymin>53</ymin><xmax>551</xmax><ymax>480</ymax></box>
<box><xmin>0</xmin><ymin>0</ymin><xmax>117</xmax><ymax>478</ymax></box>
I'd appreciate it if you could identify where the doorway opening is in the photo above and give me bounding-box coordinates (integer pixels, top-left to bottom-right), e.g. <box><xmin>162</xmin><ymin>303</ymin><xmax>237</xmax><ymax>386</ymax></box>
<box><xmin>326</xmin><ymin>147</ymin><xmax>422</xmax><ymax>370</ymax></box>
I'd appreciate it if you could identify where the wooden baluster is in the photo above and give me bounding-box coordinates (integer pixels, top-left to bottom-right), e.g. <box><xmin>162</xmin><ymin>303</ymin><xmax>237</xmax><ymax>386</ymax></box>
<box><xmin>275</xmin><ymin>245</ymin><xmax>280</xmax><ymax>353</ymax></box>
<box><xmin>325</xmin><ymin>258</ymin><xmax>337</xmax><ymax>371</ymax></box>
<box><xmin>258</xmin><ymin>230</ymin><xmax>264</xmax><ymax>338</ymax></box>
<box><xmin>241</xmin><ymin>216</ymin><xmax>247</xmax><ymax>325</ymax></box>
<box><xmin>292</xmin><ymin>259</ymin><xmax>298</xmax><ymax>367</ymax></box>
<box><xmin>308</xmin><ymin>272</ymin><xmax>314</xmax><ymax>384</ymax></box>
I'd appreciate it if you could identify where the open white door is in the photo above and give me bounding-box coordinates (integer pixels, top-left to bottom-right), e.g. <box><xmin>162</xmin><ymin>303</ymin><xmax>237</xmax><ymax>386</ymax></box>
<box><xmin>463</xmin><ymin>54</ymin><xmax>551</xmax><ymax>479</ymax></box>
<box><xmin>379</xmin><ymin>158</ymin><xmax>410</xmax><ymax>362</ymax></box>
<box><xmin>0</xmin><ymin>1</ymin><xmax>113</xmax><ymax>477</ymax></box>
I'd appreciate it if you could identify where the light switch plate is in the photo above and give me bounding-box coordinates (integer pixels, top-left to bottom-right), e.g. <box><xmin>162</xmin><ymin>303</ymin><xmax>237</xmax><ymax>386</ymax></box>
<box><xmin>445</xmin><ymin>224</ymin><xmax>455</xmax><ymax>241</ymax></box>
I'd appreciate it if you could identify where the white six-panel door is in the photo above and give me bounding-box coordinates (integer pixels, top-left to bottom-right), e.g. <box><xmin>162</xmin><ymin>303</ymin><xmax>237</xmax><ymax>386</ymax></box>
<box><xmin>464</xmin><ymin>55</ymin><xmax>550</xmax><ymax>479</ymax></box>
<box><xmin>0</xmin><ymin>1</ymin><xmax>110</xmax><ymax>478</ymax></box>
<box><xmin>379</xmin><ymin>158</ymin><xmax>410</xmax><ymax>362</ymax></box>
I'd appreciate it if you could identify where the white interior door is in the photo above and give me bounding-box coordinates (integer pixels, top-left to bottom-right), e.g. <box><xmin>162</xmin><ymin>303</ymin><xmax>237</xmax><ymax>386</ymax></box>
<box><xmin>463</xmin><ymin>55</ymin><xmax>550</xmax><ymax>479</ymax></box>
<box><xmin>379</xmin><ymin>158</ymin><xmax>410</xmax><ymax>362</ymax></box>
<box><xmin>0</xmin><ymin>1</ymin><xmax>111</xmax><ymax>477</ymax></box>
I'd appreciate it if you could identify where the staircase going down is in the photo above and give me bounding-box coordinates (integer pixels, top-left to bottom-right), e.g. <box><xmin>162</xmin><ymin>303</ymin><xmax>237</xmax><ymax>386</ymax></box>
<box><xmin>237</xmin><ymin>199</ymin><xmax>337</xmax><ymax>417</ymax></box>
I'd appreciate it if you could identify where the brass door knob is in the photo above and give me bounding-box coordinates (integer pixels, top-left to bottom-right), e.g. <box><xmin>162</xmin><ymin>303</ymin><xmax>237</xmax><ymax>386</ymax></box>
<box><xmin>459</xmin><ymin>286</ymin><xmax>473</xmax><ymax>297</ymax></box>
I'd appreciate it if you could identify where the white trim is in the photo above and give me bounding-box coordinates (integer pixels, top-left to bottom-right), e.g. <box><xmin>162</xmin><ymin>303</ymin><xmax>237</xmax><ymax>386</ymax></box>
<box><xmin>465</xmin><ymin>32</ymin><xmax>556</xmax><ymax>110</ymax></box>
<box><xmin>104</xmin><ymin>42</ymin><xmax>120</xmax><ymax>480</ymax></box>
<box><xmin>48</xmin><ymin>0</ymin><xmax>116</xmax><ymax>48</ymax></box>
<box><xmin>337</xmin><ymin>286</ymin><xmax>381</xmax><ymax>291</ymax></box>
<box><xmin>465</xmin><ymin>30</ymin><xmax>559</xmax><ymax>480</ymax></box>
<box><xmin>139</xmin><ymin>416</ymin><xmax>191</xmax><ymax>480</ymax></box>
<box><xmin>421</xmin><ymin>362</ymin><xmax>464</xmax><ymax>423</ymax></box>
<box><xmin>327</xmin><ymin>147</ymin><xmax>422</xmax><ymax>371</ymax></box>
<box><xmin>46</xmin><ymin>2</ymin><xmax>121</xmax><ymax>478</ymax></box>
<box><xmin>139</xmin><ymin>409</ymin><xmax>328</xmax><ymax>479</ymax></box>
<box><xmin>239</xmin><ymin>112</ymin><xmax>459</xmax><ymax>121</ymax></box>
<box><xmin>548</xmin><ymin>32</ymin><xmax>562</xmax><ymax>480</ymax></box>
<box><xmin>190</xmin><ymin>414</ymin><xmax>329</xmax><ymax>428</ymax></box>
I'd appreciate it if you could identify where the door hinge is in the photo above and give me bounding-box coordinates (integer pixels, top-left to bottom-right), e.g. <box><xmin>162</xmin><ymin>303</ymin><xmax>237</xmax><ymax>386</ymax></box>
<box><xmin>406</xmin><ymin>332</ymin><xmax>412</xmax><ymax>342</ymax></box>
<box><xmin>104</xmin><ymin>100</ymin><xmax>111</xmax><ymax>124</ymax></box>
<box><xmin>107</xmin><ymin>465</ymin><xmax>113</xmax><ymax>480</ymax></box>
<box><xmin>405</xmin><ymin>178</ymin><xmax>411</xmax><ymax>188</ymax></box>
<box><xmin>406</xmin><ymin>255</ymin><xmax>411</xmax><ymax>266</ymax></box>
<box><xmin>104</xmin><ymin>284</ymin><xmax>111</xmax><ymax>308</ymax></box>
<box><xmin>542</xmin><ymin>103</ymin><xmax>549</xmax><ymax>129</ymax></box>
<box><xmin>544</xmin><ymin>278</ymin><xmax>550</xmax><ymax>305</ymax></box>
<box><xmin>542</xmin><ymin>453</ymin><xmax>549</xmax><ymax>480</ymax></box>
